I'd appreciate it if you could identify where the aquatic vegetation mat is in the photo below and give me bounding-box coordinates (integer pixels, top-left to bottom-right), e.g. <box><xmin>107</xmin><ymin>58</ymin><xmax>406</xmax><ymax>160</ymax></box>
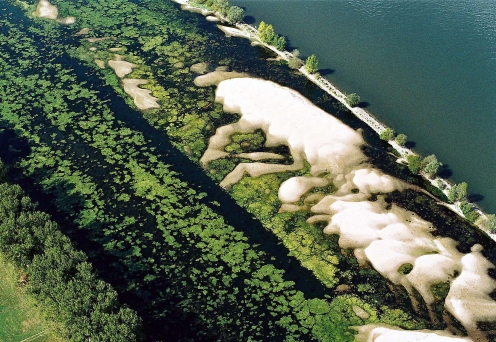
<box><xmin>1</xmin><ymin>0</ymin><xmax>495</xmax><ymax>341</ymax></box>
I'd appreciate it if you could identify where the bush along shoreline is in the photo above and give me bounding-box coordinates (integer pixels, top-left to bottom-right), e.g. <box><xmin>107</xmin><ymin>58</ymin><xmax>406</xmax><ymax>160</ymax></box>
<box><xmin>175</xmin><ymin>0</ymin><xmax>496</xmax><ymax>238</ymax></box>
<box><xmin>0</xmin><ymin>160</ymin><xmax>143</xmax><ymax>341</ymax></box>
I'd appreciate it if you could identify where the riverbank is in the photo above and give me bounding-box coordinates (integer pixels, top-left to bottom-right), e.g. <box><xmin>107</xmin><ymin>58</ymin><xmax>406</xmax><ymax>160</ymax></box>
<box><xmin>172</xmin><ymin>0</ymin><xmax>494</xmax><ymax>239</ymax></box>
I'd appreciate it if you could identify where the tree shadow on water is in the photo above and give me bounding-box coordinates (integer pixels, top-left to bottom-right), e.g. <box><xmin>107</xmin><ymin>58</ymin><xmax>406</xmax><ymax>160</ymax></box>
<box><xmin>468</xmin><ymin>193</ymin><xmax>485</xmax><ymax>203</ymax></box>
<box><xmin>437</xmin><ymin>164</ymin><xmax>453</xmax><ymax>178</ymax></box>
<box><xmin>243</xmin><ymin>15</ymin><xmax>256</xmax><ymax>25</ymax></box>
<box><xmin>318</xmin><ymin>68</ymin><xmax>335</xmax><ymax>76</ymax></box>
<box><xmin>404</xmin><ymin>141</ymin><xmax>416</xmax><ymax>149</ymax></box>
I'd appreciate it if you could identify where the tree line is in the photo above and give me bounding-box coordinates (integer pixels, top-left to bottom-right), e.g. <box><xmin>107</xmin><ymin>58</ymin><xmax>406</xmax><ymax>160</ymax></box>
<box><xmin>194</xmin><ymin>0</ymin><xmax>244</xmax><ymax>24</ymax></box>
<box><xmin>0</xmin><ymin>160</ymin><xmax>143</xmax><ymax>341</ymax></box>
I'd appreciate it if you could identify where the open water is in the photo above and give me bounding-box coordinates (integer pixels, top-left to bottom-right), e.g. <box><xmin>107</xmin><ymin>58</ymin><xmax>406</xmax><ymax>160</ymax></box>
<box><xmin>230</xmin><ymin>0</ymin><xmax>496</xmax><ymax>213</ymax></box>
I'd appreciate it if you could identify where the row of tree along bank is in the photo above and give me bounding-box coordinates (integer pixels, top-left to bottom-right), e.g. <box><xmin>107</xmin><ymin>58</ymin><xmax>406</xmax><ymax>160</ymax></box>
<box><xmin>0</xmin><ymin>160</ymin><xmax>143</xmax><ymax>341</ymax></box>
<box><xmin>186</xmin><ymin>0</ymin><xmax>496</xmax><ymax>235</ymax></box>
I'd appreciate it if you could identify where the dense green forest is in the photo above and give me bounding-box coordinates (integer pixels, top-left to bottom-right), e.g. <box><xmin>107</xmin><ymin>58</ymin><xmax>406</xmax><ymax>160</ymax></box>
<box><xmin>1</xmin><ymin>0</ymin><xmax>495</xmax><ymax>341</ymax></box>
<box><xmin>0</xmin><ymin>160</ymin><xmax>142</xmax><ymax>341</ymax></box>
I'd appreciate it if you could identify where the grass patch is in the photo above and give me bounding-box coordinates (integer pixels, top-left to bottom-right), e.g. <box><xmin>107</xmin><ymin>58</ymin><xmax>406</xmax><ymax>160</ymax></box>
<box><xmin>0</xmin><ymin>256</ymin><xmax>57</xmax><ymax>342</ymax></box>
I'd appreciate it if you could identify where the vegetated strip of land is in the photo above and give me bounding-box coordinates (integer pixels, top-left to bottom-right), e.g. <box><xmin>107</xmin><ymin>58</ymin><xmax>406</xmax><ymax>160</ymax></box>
<box><xmin>179</xmin><ymin>0</ymin><xmax>496</xmax><ymax>237</ymax></box>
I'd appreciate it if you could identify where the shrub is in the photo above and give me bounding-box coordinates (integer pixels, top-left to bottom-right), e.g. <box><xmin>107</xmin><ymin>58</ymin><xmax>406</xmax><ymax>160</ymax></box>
<box><xmin>345</xmin><ymin>93</ymin><xmax>360</xmax><ymax>107</ymax></box>
<box><xmin>421</xmin><ymin>154</ymin><xmax>441</xmax><ymax>178</ymax></box>
<box><xmin>436</xmin><ymin>179</ymin><xmax>446</xmax><ymax>190</ymax></box>
<box><xmin>406</xmin><ymin>154</ymin><xmax>422</xmax><ymax>174</ymax></box>
<box><xmin>398</xmin><ymin>263</ymin><xmax>413</xmax><ymax>275</ymax></box>
<box><xmin>395</xmin><ymin>133</ymin><xmax>407</xmax><ymax>146</ymax></box>
<box><xmin>448</xmin><ymin>182</ymin><xmax>467</xmax><ymax>203</ymax></box>
<box><xmin>272</xmin><ymin>35</ymin><xmax>286</xmax><ymax>50</ymax></box>
<box><xmin>380</xmin><ymin>128</ymin><xmax>395</xmax><ymax>141</ymax></box>
<box><xmin>288</xmin><ymin>57</ymin><xmax>303</xmax><ymax>69</ymax></box>
<box><xmin>460</xmin><ymin>201</ymin><xmax>480</xmax><ymax>223</ymax></box>
<box><xmin>305</xmin><ymin>54</ymin><xmax>319</xmax><ymax>73</ymax></box>
<box><xmin>258</xmin><ymin>21</ymin><xmax>275</xmax><ymax>43</ymax></box>
<box><xmin>211</xmin><ymin>0</ymin><xmax>229</xmax><ymax>16</ymax></box>
<box><xmin>482</xmin><ymin>214</ymin><xmax>496</xmax><ymax>233</ymax></box>
<box><xmin>226</xmin><ymin>6</ymin><xmax>244</xmax><ymax>24</ymax></box>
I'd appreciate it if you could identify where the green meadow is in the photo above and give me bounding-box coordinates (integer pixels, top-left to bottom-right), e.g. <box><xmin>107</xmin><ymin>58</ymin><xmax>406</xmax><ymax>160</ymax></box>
<box><xmin>0</xmin><ymin>257</ymin><xmax>55</xmax><ymax>342</ymax></box>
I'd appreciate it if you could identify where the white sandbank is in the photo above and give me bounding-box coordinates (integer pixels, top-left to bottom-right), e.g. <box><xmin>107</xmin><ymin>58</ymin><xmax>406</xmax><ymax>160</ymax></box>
<box><xmin>34</xmin><ymin>0</ymin><xmax>57</xmax><ymax>19</ymax></box>
<box><xmin>211</xmin><ymin>77</ymin><xmax>366</xmax><ymax>178</ymax></box>
<box><xmin>57</xmin><ymin>17</ymin><xmax>75</xmax><ymax>25</ymax></box>
<box><xmin>235</xmin><ymin>152</ymin><xmax>285</xmax><ymax>161</ymax></box>
<box><xmin>355</xmin><ymin>324</ymin><xmax>472</xmax><ymax>342</ymax></box>
<box><xmin>279</xmin><ymin>177</ymin><xmax>329</xmax><ymax>203</ymax></box>
<box><xmin>206</xmin><ymin>16</ymin><xmax>219</xmax><ymax>22</ymax></box>
<box><xmin>122</xmin><ymin>79</ymin><xmax>160</xmax><ymax>110</ymax></box>
<box><xmin>108</xmin><ymin>56</ymin><xmax>136</xmax><ymax>79</ymax></box>
<box><xmin>217</xmin><ymin>25</ymin><xmax>252</xmax><ymax>39</ymax></box>
<box><xmin>194</xmin><ymin>70</ymin><xmax>248</xmax><ymax>87</ymax></box>
<box><xmin>34</xmin><ymin>0</ymin><xmax>75</xmax><ymax>24</ymax></box>
<box><xmin>174</xmin><ymin>0</ymin><xmax>212</xmax><ymax>16</ymax></box>
<box><xmin>107</xmin><ymin>55</ymin><xmax>160</xmax><ymax>109</ymax></box>
<box><xmin>200</xmin><ymin>77</ymin><xmax>496</xmax><ymax>341</ymax></box>
<box><xmin>94</xmin><ymin>59</ymin><xmax>105</xmax><ymax>69</ymax></box>
<box><xmin>190</xmin><ymin>62</ymin><xmax>210</xmax><ymax>74</ymax></box>
<box><xmin>75</xmin><ymin>27</ymin><xmax>90</xmax><ymax>36</ymax></box>
<box><xmin>82</xmin><ymin>37</ymin><xmax>112</xmax><ymax>43</ymax></box>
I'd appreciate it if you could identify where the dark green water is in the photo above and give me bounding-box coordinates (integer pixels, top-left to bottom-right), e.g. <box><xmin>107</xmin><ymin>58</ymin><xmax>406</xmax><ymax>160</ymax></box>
<box><xmin>231</xmin><ymin>0</ymin><xmax>496</xmax><ymax>213</ymax></box>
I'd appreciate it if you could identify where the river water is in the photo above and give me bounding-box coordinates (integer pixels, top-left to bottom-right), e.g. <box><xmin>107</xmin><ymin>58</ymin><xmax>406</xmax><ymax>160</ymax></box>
<box><xmin>230</xmin><ymin>0</ymin><xmax>496</xmax><ymax>213</ymax></box>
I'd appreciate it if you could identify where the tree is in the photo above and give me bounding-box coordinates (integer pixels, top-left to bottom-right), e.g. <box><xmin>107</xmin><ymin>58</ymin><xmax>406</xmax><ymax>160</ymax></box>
<box><xmin>421</xmin><ymin>154</ymin><xmax>437</xmax><ymax>168</ymax></box>
<box><xmin>212</xmin><ymin>0</ymin><xmax>229</xmax><ymax>16</ymax></box>
<box><xmin>273</xmin><ymin>35</ymin><xmax>286</xmax><ymax>50</ymax></box>
<box><xmin>226</xmin><ymin>6</ymin><xmax>244</xmax><ymax>24</ymax></box>
<box><xmin>305</xmin><ymin>54</ymin><xmax>318</xmax><ymax>73</ymax></box>
<box><xmin>406</xmin><ymin>154</ymin><xmax>422</xmax><ymax>174</ymax></box>
<box><xmin>448</xmin><ymin>182</ymin><xmax>468</xmax><ymax>202</ymax></box>
<box><xmin>345</xmin><ymin>93</ymin><xmax>360</xmax><ymax>107</ymax></box>
<box><xmin>379</xmin><ymin>128</ymin><xmax>394</xmax><ymax>141</ymax></box>
<box><xmin>460</xmin><ymin>201</ymin><xmax>479</xmax><ymax>223</ymax></box>
<box><xmin>421</xmin><ymin>154</ymin><xmax>441</xmax><ymax>178</ymax></box>
<box><xmin>258</xmin><ymin>21</ymin><xmax>275</xmax><ymax>43</ymax></box>
<box><xmin>395</xmin><ymin>133</ymin><xmax>407</xmax><ymax>146</ymax></box>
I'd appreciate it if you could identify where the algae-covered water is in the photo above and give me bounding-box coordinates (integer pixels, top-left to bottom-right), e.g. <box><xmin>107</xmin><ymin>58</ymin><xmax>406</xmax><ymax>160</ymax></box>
<box><xmin>2</xmin><ymin>0</ymin><xmax>496</xmax><ymax>340</ymax></box>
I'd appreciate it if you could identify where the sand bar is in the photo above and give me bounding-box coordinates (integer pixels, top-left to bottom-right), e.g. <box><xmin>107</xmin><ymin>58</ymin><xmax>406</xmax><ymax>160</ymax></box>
<box><xmin>122</xmin><ymin>79</ymin><xmax>160</xmax><ymax>110</ymax></box>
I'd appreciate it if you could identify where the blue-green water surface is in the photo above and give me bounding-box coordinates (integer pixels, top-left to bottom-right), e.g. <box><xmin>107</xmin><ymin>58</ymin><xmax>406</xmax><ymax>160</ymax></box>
<box><xmin>231</xmin><ymin>0</ymin><xmax>496</xmax><ymax>213</ymax></box>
